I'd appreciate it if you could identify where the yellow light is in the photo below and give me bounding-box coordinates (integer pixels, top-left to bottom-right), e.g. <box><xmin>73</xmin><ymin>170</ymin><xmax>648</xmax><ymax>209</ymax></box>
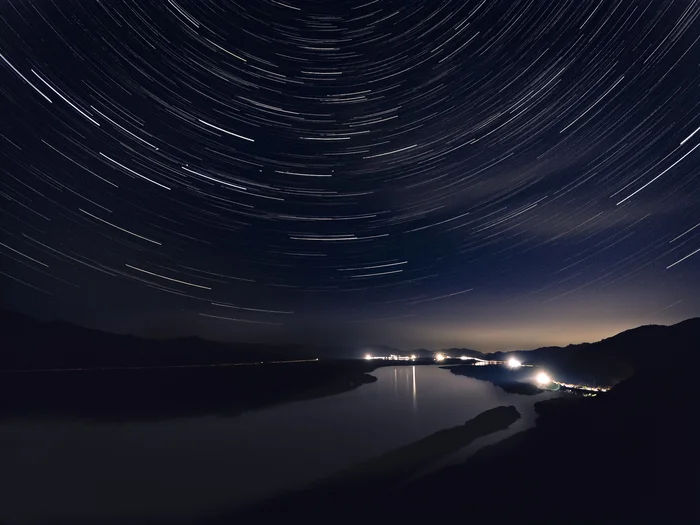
<box><xmin>507</xmin><ymin>358</ymin><xmax>522</xmax><ymax>369</ymax></box>
<box><xmin>435</xmin><ymin>353</ymin><xmax>445</xmax><ymax>362</ymax></box>
<box><xmin>365</xmin><ymin>354</ymin><xmax>372</xmax><ymax>360</ymax></box>
<box><xmin>536</xmin><ymin>372</ymin><xmax>551</xmax><ymax>385</ymax></box>
<box><xmin>410</xmin><ymin>355</ymin><xmax>416</xmax><ymax>360</ymax></box>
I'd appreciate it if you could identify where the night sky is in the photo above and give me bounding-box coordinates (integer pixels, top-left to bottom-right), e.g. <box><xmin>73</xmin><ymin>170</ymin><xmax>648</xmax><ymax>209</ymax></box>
<box><xmin>1</xmin><ymin>1</ymin><xmax>699</xmax><ymax>352</ymax></box>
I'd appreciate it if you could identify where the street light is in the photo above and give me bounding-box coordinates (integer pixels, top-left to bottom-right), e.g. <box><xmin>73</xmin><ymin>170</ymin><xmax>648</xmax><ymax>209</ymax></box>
<box><xmin>435</xmin><ymin>353</ymin><xmax>445</xmax><ymax>362</ymax></box>
<box><xmin>536</xmin><ymin>371</ymin><xmax>551</xmax><ymax>385</ymax></box>
<box><xmin>507</xmin><ymin>358</ymin><xmax>522</xmax><ymax>369</ymax></box>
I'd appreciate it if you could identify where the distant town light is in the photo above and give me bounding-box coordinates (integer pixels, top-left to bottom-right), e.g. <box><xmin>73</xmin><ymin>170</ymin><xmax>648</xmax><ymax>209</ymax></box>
<box><xmin>536</xmin><ymin>372</ymin><xmax>551</xmax><ymax>385</ymax></box>
<box><xmin>435</xmin><ymin>353</ymin><xmax>445</xmax><ymax>362</ymax></box>
<box><xmin>507</xmin><ymin>358</ymin><xmax>522</xmax><ymax>369</ymax></box>
<box><xmin>410</xmin><ymin>355</ymin><xmax>416</xmax><ymax>360</ymax></box>
<box><xmin>460</xmin><ymin>356</ymin><xmax>469</xmax><ymax>360</ymax></box>
<box><xmin>365</xmin><ymin>354</ymin><xmax>372</xmax><ymax>360</ymax></box>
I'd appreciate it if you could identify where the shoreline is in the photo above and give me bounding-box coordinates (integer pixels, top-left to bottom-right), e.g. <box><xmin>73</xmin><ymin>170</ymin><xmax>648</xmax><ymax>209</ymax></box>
<box><xmin>0</xmin><ymin>360</ymin><xmax>382</xmax><ymax>422</ymax></box>
<box><xmin>231</xmin><ymin>405</ymin><xmax>522</xmax><ymax>521</ymax></box>
<box><xmin>443</xmin><ymin>364</ymin><xmax>547</xmax><ymax>395</ymax></box>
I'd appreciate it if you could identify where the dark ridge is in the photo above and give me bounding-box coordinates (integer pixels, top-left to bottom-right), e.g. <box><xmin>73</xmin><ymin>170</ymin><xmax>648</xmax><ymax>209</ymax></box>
<box><xmin>469</xmin><ymin>317</ymin><xmax>700</xmax><ymax>385</ymax></box>
<box><xmin>228</xmin><ymin>334</ymin><xmax>700</xmax><ymax>523</ymax></box>
<box><xmin>0</xmin><ymin>308</ymin><xmax>315</xmax><ymax>370</ymax></box>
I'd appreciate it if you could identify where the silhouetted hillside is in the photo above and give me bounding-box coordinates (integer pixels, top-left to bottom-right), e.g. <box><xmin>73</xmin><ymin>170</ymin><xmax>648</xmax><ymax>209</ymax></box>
<box><xmin>440</xmin><ymin>347</ymin><xmax>487</xmax><ymax>359</ymax></box>
<box><xmin>447</xmin><ymin>318</ymin><xmax>700</xmax><ymax>385</ymax></box>
<box><xmin>0</xmin><ymin>360</ymin><xmax>379</xmax><ymax>422</ymax></box>
<box><xmin>386</xmin><ymin>352</ymin><xmax>700</xmax><ymax>522</ymax></box>
<box><xmin>234</xmin><ymin>322</ymin><xmax>700</xmax><ymax>523</ymax></box>
<box><xmin>0</xmin><ymin>309</ymin><xmax>314</xmax><ymax>370</ymax></box>
<box><xmin>0</xmin><ymin>310</ymin><xmax>383</xmax><ymax>421</ymax></box>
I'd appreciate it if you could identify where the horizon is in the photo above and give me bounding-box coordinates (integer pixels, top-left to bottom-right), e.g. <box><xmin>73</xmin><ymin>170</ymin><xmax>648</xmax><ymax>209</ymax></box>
<box><xmin>7</xmin><ymin>306</ymin><xmax>696</xmax><ymax>355</ymax></box>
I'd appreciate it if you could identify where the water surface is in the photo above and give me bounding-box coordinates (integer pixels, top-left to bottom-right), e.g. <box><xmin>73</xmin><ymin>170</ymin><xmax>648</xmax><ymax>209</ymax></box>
<box><xmin>0</xmin><ymin>365</ymin><xmax>558</xmax><ymax>524</ymax></box>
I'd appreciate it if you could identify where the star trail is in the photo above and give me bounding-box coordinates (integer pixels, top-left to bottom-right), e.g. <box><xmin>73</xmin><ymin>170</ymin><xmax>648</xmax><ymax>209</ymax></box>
<box><xmin>1</xmin><ymin>0</ymin><xmax>699</xmax><ymax>350</ymax></box>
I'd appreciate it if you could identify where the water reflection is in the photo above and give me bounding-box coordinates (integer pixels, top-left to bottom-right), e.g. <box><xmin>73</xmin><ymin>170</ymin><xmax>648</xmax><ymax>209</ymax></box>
<box><xmin>0</xmin><ymin>365</ymin><xmax>558</xmax><ymax>524</ymax></box>
<box><xmin>391</xmin><ymin>365</ymin><xmax>418</xmax><ymax>410</ymax></box>
<box><xmin>413</xmin><ymin>365</ymin><xmax>417</xmax><ymax>410</ymax></box>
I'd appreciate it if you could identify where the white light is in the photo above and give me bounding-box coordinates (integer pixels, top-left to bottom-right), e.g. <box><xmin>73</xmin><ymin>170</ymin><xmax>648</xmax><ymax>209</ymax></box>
<box><xmin>536</xmin><ymin>372</ymin><xmax>551</xmax><ymax>385</ymax></box>
<box><xmin>507</xmin><ymin>358</ymin><xmax>522</xmax><ymax>369</ymax></box>
<box><xmin>365</xmin><ymin>354</ymin><xmax>372</xmax><ymax>360</ymax></box>
<box><xmin>435</xmin><ymin>353</ymin><xmax>445</xmax><ymax>362</ymax></box>
<box><xmin>460</xmin><ymin>356</ymin><xmax>468</xmax><ymax>360</ymax></box>
<box><xmin>410</xmin><ymin>355</ymin><xmax>416</xmax><ymax>360</ymax></box>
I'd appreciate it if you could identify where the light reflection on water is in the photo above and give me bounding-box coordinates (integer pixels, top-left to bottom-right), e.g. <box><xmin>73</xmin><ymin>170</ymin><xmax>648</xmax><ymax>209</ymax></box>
<box><xmin>0</xmin><ymin>365</ymin><xmax>558</xmax><ymax>524</ymax></box>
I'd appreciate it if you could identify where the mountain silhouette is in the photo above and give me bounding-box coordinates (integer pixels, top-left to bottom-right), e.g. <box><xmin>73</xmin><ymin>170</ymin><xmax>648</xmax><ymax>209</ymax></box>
<box><xmin>3</xmin><ymin>308</ymin><xmax>698</xmax><ymax>385</ymax></box>
<box><xmin>233</xmin><ymin>318</ymin><xmax>700</xmax><ymax>523</ymax></box>
<box><xmin>436</xmin><ymin>317</ymin><xmax>700</xmax><ymax>385</ymax></box>
<box><xmin>0</xmin><ymin>308</ymin><xmax>313</xmax><ymax>370</ymax></box>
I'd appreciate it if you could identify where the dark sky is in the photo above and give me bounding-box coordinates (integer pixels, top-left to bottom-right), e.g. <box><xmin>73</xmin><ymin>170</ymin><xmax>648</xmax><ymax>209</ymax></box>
<box><xmin>1</xmin><ymin>0</ymin><xmax>699</xmax><ymax>351</ymax></box>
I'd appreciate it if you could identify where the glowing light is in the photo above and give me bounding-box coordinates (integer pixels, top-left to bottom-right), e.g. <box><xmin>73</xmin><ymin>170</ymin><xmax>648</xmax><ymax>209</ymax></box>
<box><xmin>507</xmin><ymin>358</ymin><xmax>522</xmax><ymax>369</ymax></box>
<box><xmin>365</xmin><ymin>354</ymin><xmax>372</xmax><ymax>360</ymax></box>
<box><xmin>410</xmin><ymin>355</ymin><xmax>416</xmax><ymax>360</ymax></box>
<box><xmin>435</xmin><ymin>353</ymin><xmax>445</xmax><ymax>362</ymax></box>
<box><xmin>460</xmin><ymin>356</ymin><xmax>468</xmax><ymax>360</ymax></box>
<box><xmin>536</xmin><ymin>372</ymin><xmax>551</xmax><ymax>385</ymax></box>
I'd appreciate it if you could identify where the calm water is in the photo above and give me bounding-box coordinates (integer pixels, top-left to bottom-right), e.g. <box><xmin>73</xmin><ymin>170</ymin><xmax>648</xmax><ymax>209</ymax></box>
<box><xmin>0</xmin><ymin>365</ymin><xmax>558</xmax><ymax>524</ymax></box>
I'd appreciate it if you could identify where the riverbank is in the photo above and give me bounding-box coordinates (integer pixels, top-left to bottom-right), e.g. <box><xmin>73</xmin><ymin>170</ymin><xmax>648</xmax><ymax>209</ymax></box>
<box><xmin>0</xmin><ymin>360</ymin><xmax>379</xmax><ymax>422</ymax></box>
<box><xmin>217</xmin><ymin>363</ymin><xmax>698</xmax><ymax>523</ymax></box>
<box><xmin>1</xmin><ymin>365</ymin><xmax>537</xmax><ymax>525</ymax></box>
<box><xmin>443</xmin><ymin>363</ymin><xmax>547</xmax><ymax>395</ymax></box>
<box><xmin>220</xmin><ymin>405</ymin><xmax>523</xmax><ymax>521</ymax></box>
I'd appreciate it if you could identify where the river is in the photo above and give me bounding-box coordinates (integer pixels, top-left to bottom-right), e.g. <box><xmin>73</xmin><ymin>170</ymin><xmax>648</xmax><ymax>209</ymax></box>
<box><xmin>0</xmin><ymin>365</ymin><xmax>559</xmax><ymax>524</ymax></box>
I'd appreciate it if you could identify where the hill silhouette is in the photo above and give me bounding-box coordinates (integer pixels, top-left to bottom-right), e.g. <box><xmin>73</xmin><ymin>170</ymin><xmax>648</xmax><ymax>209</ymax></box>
<box><xmin>1</xmin><ymin>309</ymin><xmax>698</xmax><ymax>521</ymax></box>
<box><xmin>5</xmin><ymin>308</ymin><xmax>695</xmax><ymax>385</ymax></box>
<box><xmin>0</xmin><ymin>308</ymin><xmax>313</xmax><ymax>370</ymax></box>
<box><xmin>0</xmin><ymin>309</ymin><xmax>380</xmax><ymax>421</ymax></box>
<box><xmin>442</xmin><ymin>317</ymin><xmax>700</xmax><ymax>385</ymax></box>
<box><xmin>231</xmin><ymin>318</ymin><xmax>700</xmax><ymax>523</ymax></box>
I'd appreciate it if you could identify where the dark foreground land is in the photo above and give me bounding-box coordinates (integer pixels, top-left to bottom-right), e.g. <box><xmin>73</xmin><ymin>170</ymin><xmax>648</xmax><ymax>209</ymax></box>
<box><xmin>222</xmin><ymin>363</ymin><xmax>699</xmax><ymax>524</ymax></box>
<box><xmin>219</xmin><ymin>320</ymin><xmax>699</xmax><ymax>524</ymax></box>
<box><xmin>0</xmin><ymin>360</ymin><xmax>382</xmax><ymax>422</ymax></box>
<box><xmin>0</xmin><ymin>309</ymin><xmax>387</xmax><ymax>421</ymax></box>
<box><xmin>2</xmin><ymin>310</ymin><xmax>699</xmax><ymax>523</ymax></box>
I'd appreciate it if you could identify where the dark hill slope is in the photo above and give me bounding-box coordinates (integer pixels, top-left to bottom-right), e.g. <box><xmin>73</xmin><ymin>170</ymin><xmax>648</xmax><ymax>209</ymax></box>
<box><xmin>232</xmin><ymin>319</ymin><xmax>700</xmax><ymax>523</ymax></box>
<box><xmin>484</xmin><ymin>317</ymin><xmax>700</xmax><ymax>384</ymax></box>
<box><xmin>0</xmin><ymin>309</ymin><xmax>312</xmax><ymax>370</ymax></box>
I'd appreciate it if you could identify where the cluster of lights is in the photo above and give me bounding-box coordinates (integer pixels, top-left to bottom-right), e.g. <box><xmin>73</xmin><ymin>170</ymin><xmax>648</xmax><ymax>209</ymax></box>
<box><xmin>364</xmin><ymin>354</ymin><xmax>416</xmax><ymax>361</ymax></box>
<box><xmin>365</xmin><ymin>350</ymin><xmax>603</xmax><ymax>394</ymax></box>
<box><xmin>535</xmin><ymin>372</ymin><xmax>551</xmax><ymax>385</ymax></box>
<box><xmin>366</xmin><ymin>351</ymin><xmax>554</xmax><ymax>390</ymax></box>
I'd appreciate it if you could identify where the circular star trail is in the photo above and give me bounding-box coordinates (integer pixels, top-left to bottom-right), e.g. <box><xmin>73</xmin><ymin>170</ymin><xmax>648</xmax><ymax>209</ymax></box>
<box><xmin>1</xmin><ymin>1</ymin><xmax>699</xmax><ymax>349</ymax></box>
